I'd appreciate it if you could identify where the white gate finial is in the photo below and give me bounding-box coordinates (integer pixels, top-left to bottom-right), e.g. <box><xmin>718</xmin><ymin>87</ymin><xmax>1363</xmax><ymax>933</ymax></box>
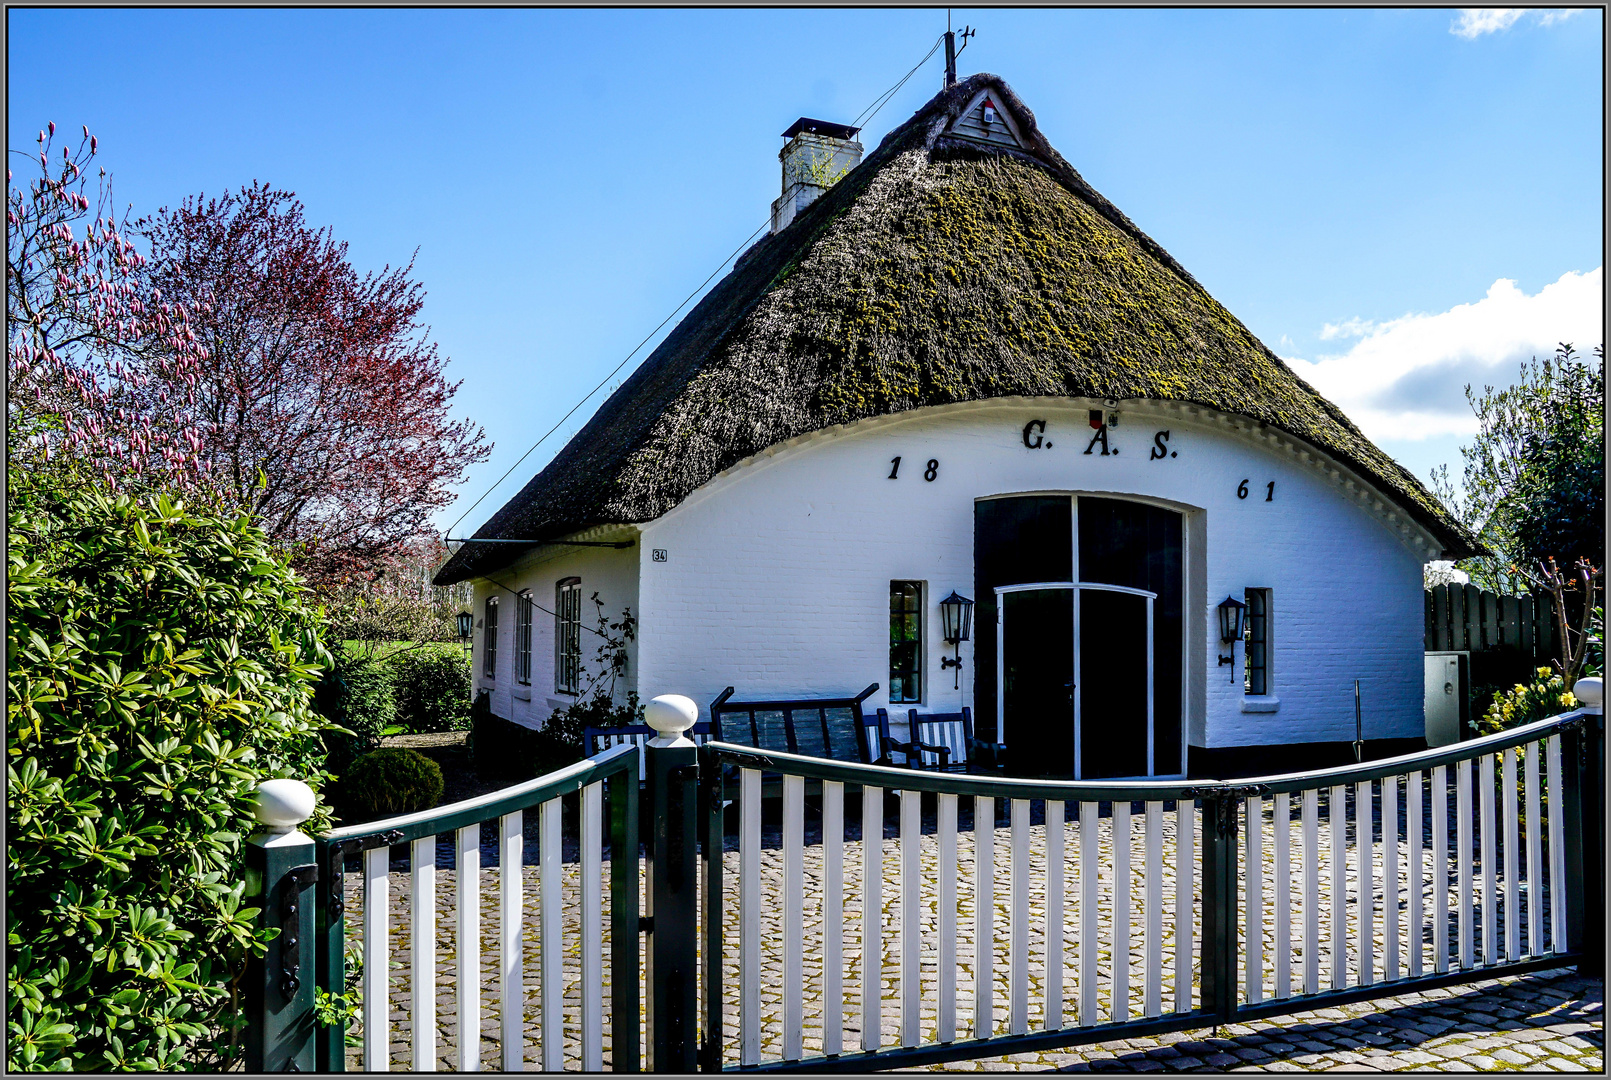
<box><xmin>1572</xmin><ymin>676</ymin><xmax>1603</xmax><ymax>715</ymax></box>
<box><xmin>254</xmin><ymin>778</ymin><xmax>316</xmax><ymax>835</ymax></box>
<box><xmin>645</xmin><ymin>694</ymin><xmax>700</xmax><ymax>747</ymax></box>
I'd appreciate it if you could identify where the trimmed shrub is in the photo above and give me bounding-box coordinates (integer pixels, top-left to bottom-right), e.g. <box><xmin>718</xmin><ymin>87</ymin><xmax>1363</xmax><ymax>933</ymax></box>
<box><xmin>6</xmin><ymin>468</ymin><xmax>336</xmax><ymax>1071</ymax></box>
<box><xmin>391</xmin><ymin>645</ymin><xmax>471</xmax><ymax>734</ymax></box>
<box><xmin>316</xmin><ymin>657</ymin><xmax>400</xmax><ymax>772</ymax></box>
<box><xmin>335</xmin><ymin>748</ymin><xmax>444</xmax><ymax>821</ymax></box>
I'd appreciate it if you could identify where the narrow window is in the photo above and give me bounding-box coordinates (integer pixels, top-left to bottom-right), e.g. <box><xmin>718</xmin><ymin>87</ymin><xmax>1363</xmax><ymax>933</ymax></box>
<box><xmin>1244</xmin><ymin>588</ymin><xmax>1270</xmax><ymax>696</ymax></box>
<box><xmin>515</xmin><ymin>590</ymin><xmax>533</xmax><ymax>685</ymax></box>
<box><xmin>556</xmin><ymin>578</ymin><xmax>582</xmax><ymax>695</ymax></box>
<box><xmin>889</xmin><ymin>581</ymin><xmax>923</xmax><ymax>704</ymax></box>
<box><xmin>483</xmin><ymin>596</ymin><xmax>499</xmax><ymax>679</ymax></box>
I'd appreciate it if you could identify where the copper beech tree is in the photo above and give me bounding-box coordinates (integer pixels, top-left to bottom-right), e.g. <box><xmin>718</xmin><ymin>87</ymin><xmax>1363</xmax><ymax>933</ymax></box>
<box><xmin>10</xmin><ymin>130</ymin><xmax>490</xmax><ymax>587</ymax></box>
<box><xmin>134</xmin><ymin>183</ymin><xmax>490</xmax><ymax>587</ymax></box>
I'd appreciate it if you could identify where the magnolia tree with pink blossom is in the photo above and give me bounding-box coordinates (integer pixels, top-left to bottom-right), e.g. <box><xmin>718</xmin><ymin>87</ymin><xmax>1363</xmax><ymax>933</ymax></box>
<box><xmin>6</xmin><ymin>124</ymin><xmax>210</xmax><ymax>485</ymax></box>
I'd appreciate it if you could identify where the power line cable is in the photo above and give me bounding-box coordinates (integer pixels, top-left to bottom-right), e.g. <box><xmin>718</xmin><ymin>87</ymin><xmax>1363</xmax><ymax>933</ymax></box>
<box><xmin>446</xmin><ymin>217</ymin><xmax>769</xmax><ymax>537</ymax></box>
<box><xmin>447</xmin><ymin>35</ymin><xmax>947</xmax><ymax>543</ymax></box>
<box><xmin>853</xmin><ymin>35</ymin><xmax>944</xmax><ymax>132</ymax></box>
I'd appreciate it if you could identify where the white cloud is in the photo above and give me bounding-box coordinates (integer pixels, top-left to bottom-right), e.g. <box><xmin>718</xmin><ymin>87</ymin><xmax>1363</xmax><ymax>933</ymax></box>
<box><xmin>1538</xmin><ymin>8</ymin><xmax>1583</xmax><ymax>26</ymax></box>
<box><xmin>1318</xmin><ymin>317</ymin><xmax>1377</xmax><ymax>341</ymax></box>
<box><xmin>1284</xmin><ymin>268</ymin><xmax>1604</xmax><ymax>442</ymax></box>
<box><xmin>1452</xmin><ymin>8</ymin><xmax>1580</xmax><ymax>37</ymax></box>
<box><xmin>1452</xmin><ymin>9</ymin><xmax>1526</xmax><ymax>37</ymax></box>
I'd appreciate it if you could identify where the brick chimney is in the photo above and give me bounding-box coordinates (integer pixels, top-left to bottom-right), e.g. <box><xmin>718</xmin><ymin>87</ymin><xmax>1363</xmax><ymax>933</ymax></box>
<box><xmin>771</xmin><ymin>118</ymin><xmax>862</xmax><ymax>234</ymax></box>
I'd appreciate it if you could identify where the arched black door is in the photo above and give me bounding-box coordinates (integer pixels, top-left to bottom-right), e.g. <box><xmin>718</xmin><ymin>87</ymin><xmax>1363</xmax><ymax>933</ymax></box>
<box><xmin>975</xmin><ymin>495</ymin><xmax>1183</xmax><ymax>779</ymax></box>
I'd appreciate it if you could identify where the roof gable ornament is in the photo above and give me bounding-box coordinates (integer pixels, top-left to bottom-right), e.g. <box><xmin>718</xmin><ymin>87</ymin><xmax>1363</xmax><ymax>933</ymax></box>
<box><xmin>945</xmin><ymin>87</ymin><xmax>1029</xmax><ymax>150</ymax></box>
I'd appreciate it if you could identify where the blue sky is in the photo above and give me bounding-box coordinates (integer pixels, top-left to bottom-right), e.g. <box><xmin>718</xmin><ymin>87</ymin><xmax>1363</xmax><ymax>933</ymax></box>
<box><xmin>8</xmin><ymin>8</ymin><xmax>1603</xmax><ymax>535</ymax></box>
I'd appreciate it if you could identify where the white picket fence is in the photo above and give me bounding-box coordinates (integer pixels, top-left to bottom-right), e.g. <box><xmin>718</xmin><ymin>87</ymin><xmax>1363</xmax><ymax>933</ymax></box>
<box><xmin>707</xmin><ymin>696</ymin><xmax>1598</xmax><ymax>1070</ymax></box>
<box><xmin>266</xmin><ymin>684</ymin><xmax>1599</xmax><ymax>1073</ymax></box>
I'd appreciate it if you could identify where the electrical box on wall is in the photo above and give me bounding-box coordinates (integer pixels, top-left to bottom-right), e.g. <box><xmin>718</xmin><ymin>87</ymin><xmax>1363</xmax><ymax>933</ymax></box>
<box><xmin>1424</xmin><ymin>651</ymin><xmax>1470</xmax><ymax>748</ymax></box>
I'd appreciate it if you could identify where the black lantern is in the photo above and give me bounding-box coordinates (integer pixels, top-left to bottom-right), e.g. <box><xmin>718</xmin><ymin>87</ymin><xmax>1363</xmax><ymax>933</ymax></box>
<box><xmin>939</xmin><ymin>591</ymin><xmax>974</xmax><ymax>689</ymax></box>
<box><xmin>939</xmin><ymin>591</ymin><xmax>974</xmax><ymax>644</ymax></box>
<box><xmin>1216</xmin><ymin>594</ymin><xmax>1246</xmax><ymax>674</ymax></box>
<box><xmin>1216</xmin><ymin>595</ymin><xmax>1247</xmax><ymax>645</ymax></box>
<box><xmin>456</xmin><ymin>610</ymin><xmax>474</xmax><ymax>641</ymax></box>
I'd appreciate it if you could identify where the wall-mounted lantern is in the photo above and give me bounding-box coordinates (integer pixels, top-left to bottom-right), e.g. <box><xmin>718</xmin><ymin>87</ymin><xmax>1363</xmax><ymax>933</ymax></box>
<box><xmin>939</xmin><ymin>591</ymin><xmax>975</xmax><ymax>689</ymax></box>
<box><xmin>1216</xmin><ymin>595</ymin><xmax>1246</xmax><ymax>674</ymax></box>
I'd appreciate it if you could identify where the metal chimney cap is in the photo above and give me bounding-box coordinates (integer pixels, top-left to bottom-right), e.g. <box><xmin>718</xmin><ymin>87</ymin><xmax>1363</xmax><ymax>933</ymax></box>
<box><xmin>781</xmin><ymin>117</ymin><xmax>861</xmax><ymax>140</ymax></box>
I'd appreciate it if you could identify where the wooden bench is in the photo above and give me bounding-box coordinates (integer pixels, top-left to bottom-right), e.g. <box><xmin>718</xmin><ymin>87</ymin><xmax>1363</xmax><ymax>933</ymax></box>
<box><xmin>709</xmin><ymin>684</ymin><xmax>886</xmax><ymax>764</ymax></box>
<box><xmin>583</xmin><ymin>721</ymin><xmax>714</xmax><ymax>778</ymax></box>
<box><xmin>886</xmin><ymin>707</ymin><xmax>1005</xmax><ymax>773</ymax></box>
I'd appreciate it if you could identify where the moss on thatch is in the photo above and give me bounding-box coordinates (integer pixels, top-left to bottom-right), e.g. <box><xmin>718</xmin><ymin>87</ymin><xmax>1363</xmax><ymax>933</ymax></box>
<box><xmin>437</xmin><ymin>74</ymin><xmax>1475</xmax><ymax>585</ymax></box>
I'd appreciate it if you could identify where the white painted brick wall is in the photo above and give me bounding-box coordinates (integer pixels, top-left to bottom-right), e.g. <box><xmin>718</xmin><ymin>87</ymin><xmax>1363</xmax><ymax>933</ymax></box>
<box><xmin>472</xmin><ymin>544</ymin><xmax>639</xmax><ymax>731</ymax></box>
<box><xmin>631</xmin><ymin>401</ymin><xmax>1432</xmax><ymax>751</ymax></box>
<box><xmin>470</xmin><ymin>400</ymin><xmax>1434</xmax><ymax>753</ymax></box>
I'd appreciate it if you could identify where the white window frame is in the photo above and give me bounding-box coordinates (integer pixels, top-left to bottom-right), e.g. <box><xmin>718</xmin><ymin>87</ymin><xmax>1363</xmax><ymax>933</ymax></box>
<box><xmin>1242</xmin><ymin>587</ymin><xmax>1278</xmax><ymax>711</ymax></box>
<box><xmin>483</xmin><ymin>596</ymin><xmax>499</xmax><ymax>679</ymax></box>
<box><xmin>555</xmin><ymin>578</ymin><xmax>582</xmax><ymax>696</ymax></box>
<box><xmin>515</xmin><ymin>590</ymin><xmax>533</xmax><ymax>686</ymax></box>
<box><xmin>889</xmin><ymin>580</ymin><xmax>925</xmax><ymax>705</ymax></box>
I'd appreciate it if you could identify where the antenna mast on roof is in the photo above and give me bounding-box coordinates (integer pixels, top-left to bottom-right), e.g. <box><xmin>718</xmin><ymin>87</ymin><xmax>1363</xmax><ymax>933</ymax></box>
<box><xmin>944</xmin><ymin>12</ymin><xmax>975</xmax><ymax>88</ymax></box>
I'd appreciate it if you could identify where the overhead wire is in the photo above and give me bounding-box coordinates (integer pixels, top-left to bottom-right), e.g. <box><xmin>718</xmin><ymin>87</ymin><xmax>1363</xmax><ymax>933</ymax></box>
<box><xmin>445</xmin><ymin>217</ymin><xmax>771</xmax><ymax>538</ymax></box>
<box><xmin>852</xmin><ymin>34</ymin><xmax>944</xmax><ymax>132</ymax></box>
<box><xmin>446</xmin><ymin>34</ymin><xmax>948</xmax><ymax>544</ymax></box>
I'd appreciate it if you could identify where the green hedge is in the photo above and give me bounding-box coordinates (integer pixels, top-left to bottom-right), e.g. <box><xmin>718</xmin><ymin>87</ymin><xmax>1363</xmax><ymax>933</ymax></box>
<box><xmin>391</xmin><ymin>645</ymin><xmax>471</xmax><ymax>734</ymax></box>
<box><xmin>316</xmin><ymin>658</ymin><xmax>398</xmax><ymax>772</ymax></box>
<box><xmin>317</xmin><ymin>644</ymin><xmax>469</xmax><ymax>757</ymax></box>
<box><xmin>6</xmin><ymin>471</ymin><xmax>337</xmax><ymax>1071</ymax></box>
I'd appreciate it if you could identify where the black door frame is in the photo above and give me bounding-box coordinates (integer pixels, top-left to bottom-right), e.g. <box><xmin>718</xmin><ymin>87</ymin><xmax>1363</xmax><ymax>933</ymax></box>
<box><xmin>995</xmin><ymin>581</ymin><xmax>1157</xmax><ymax>779</ymax></box>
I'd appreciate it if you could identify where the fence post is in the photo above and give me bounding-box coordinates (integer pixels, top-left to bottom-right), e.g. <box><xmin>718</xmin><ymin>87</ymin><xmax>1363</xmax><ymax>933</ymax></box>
<box><xmin>1567</xmin><ymin>679</ymin><xmax>1604</xmax><ymax>975</ymax></box>
<box><xmin>643</xmin><ymin>694</ymin><xmax>702</xmax><ymax>1072</ymax></box>
<box><xmin>243</xmin><ymin>779</ymin><xmax>319</xmax><ymax>1072</ymax></box>
<box><xmin>698</xmin><ymin>742</ymin><xmax>726</xmax><ymax>1074</ymax></box>
<box><xmin>1197</xmin><ymin>788</ymin><xmax>1240</xmax><ymax>1024</ymax></box>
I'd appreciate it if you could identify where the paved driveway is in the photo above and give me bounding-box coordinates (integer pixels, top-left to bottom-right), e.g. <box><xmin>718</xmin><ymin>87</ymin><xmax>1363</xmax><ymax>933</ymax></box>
<box><xmin>909</xmin><ymin>969</ymin><xmax>1602</xmax><ymax>1072</ymax></box>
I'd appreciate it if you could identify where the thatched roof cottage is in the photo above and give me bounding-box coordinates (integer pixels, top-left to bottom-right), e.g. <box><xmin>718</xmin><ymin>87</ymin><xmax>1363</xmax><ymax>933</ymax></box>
<box><xmin>437</xmin><ymin>74</ymin><xmax>1476</xmax><ymax>778</ymax></box>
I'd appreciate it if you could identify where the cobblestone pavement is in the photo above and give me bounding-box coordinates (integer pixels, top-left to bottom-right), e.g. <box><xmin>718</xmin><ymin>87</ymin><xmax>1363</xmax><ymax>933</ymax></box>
<box><xmin>349</xmin><ymin>800</ymin><xmax>1598</xmax><ymax>1071</ymax></box>
<box><xmin>900</xmin><ymin>970</ymin><xmax>1602</xmax><ymax>1072</ymax></box>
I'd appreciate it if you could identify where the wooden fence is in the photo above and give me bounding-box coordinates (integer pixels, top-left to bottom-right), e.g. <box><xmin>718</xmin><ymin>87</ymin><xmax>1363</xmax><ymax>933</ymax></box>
<box><xmin>1425</xmin><ymin>584</ymin><xmax>1558</xmax><ymax>661</ymax></box>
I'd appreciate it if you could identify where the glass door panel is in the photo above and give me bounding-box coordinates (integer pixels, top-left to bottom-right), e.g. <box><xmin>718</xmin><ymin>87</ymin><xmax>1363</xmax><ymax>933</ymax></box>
<box><xmin>1078</xmin><ymin>588</ymin><xmax>1149</xmax><ymax>779</ymax></box>
<box><xmin>1001</xmin><ymin>588</ymin><xmax>1074</xmax><ymax>777</ymax></box>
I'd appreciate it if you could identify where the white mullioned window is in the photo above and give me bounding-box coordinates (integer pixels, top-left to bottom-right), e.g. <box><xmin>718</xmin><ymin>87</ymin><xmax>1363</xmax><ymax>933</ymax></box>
<box><xmin>483</xmin><ymin>596</ymin><xmax>499</xmax><ymax>679</ymax></box>
<box><xmin>555</xmin><ymin>578</ymin><xmax>582</xmax><ymax>695</ymax></box>
<box><xmin>515</xmin><ymin>590</ymin><xmax>533</xmax><ymax>685</ymax></box>
<box><xmin>1244</xmin><ymin>588</ymin><xmax>1270</xmax><ymax>696</ymax></box>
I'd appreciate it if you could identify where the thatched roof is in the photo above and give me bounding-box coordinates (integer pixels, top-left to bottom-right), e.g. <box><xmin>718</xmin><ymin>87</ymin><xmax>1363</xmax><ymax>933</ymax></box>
<box><xmin>437</xmin><ymin>74</ymin><xmax>1477</xmax><ymax>585</ymax></box>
